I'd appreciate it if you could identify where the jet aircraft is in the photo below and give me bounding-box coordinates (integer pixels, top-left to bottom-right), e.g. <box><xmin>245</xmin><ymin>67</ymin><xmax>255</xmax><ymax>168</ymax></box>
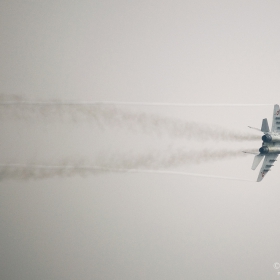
<box><xmin>247</xmin><ymin>104</ymin><xmax>280</xmax><ymax>182</ymax></box>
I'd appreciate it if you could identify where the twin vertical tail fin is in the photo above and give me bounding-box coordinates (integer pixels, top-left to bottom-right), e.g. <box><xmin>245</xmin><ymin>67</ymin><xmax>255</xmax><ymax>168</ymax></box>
<box><xmin>271</xmin><ymin>104</ymin><xmax>280</xmax><ymax>132</ymax></box>
<box><xmin>261</xmin><ymin>118</ymin><xmax>270</xmax><ymax>133</ymax></box>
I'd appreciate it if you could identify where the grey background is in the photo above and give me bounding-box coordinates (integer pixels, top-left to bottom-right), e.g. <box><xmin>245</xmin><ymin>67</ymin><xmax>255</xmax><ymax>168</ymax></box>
<box><xmin>1</xmin><ymin>1</ymin><xmax>280</xmax><ymax>279</ymax></box>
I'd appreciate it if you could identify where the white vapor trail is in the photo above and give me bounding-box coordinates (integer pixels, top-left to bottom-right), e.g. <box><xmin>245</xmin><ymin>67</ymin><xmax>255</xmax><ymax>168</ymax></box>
<box><xmin>0</xmin><ymin>164</ymin><xmax>252</xmax><ymax>182</ymax></box>
<box><xmin>119</xmin><ymin>169</ymin><xmax>254</xmax><ymax>182</ymax></box>
<box><xmin>90</xmin><ymin>166</ymin><xmax>253</xmax><ymax>182</ymax></box>
<box><xmin>0</xmin><ymin>101</ymin><xmax>273</xmax><ymax>106</ymax></box>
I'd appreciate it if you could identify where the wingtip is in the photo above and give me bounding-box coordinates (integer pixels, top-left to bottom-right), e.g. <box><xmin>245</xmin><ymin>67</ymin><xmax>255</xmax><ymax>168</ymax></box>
<box><xmin>243</xmin><ymin>150</ymin><xmax>259</xmax><ymax>155</ymax></box>
<box><xmin>248</xmin><ymin>126</ymin><xmax>262</xmax><ymax>132</ymax></box>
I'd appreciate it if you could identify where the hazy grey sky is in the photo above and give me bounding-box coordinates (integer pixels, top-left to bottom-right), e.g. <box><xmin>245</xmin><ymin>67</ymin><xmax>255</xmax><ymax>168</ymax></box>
<box><xmin>1</xmin><ymin>1</ymin><xmax>280</xmax><ymax>279</ymax></box>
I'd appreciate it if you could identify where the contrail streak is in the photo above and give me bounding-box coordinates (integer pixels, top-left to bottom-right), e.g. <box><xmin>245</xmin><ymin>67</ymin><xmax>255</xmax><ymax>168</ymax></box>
<box><xmin>0</xmin><ymin>94</ymin><xmax>273</xmax><ymax>106</ymax></box>
<box><xmin>0</xmin><ymin>164</ymin><xmax>252</xmax><ymax>182</ymax></box>
<box><xmin>104</xmin><ymin>168</ymin><xmax>253</xmax><ymax>182</ymax></box>
<box><xmin>0</xmin><ymin>101</ymin><xmax>273</xmax><ymax>106</ymax></box>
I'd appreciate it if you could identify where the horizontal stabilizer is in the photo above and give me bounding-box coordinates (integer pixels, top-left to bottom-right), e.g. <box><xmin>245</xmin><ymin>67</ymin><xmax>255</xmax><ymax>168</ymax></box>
<box><xmin>256</xmin><ymin>154</ymin><xmax>278</xmax><ymax>182</ymax></box>
<box><xmin>252</xmin><ymin>154</ymin><xmax>264</xmax><ymax>170</ymax></box>
<box><xmin>261</xmin><ymin>118</ymin><xmax>270</xmax><ymax>133</ymax></box>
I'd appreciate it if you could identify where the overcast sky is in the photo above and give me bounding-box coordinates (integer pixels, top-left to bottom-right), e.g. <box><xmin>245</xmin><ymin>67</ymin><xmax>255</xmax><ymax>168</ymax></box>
<box><xmin>1</xmin><ymin>1</ymin><xmax>280</xmax><ymax>279</ymax></box>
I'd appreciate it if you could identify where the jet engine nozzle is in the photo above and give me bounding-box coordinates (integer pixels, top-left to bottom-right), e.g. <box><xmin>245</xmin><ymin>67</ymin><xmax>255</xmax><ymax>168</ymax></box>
<box><xmin>262</xmin><ymin>134</ymin><xmax>272</xmax><ymax>142</ymax></box>
<box><xmin>259</xmin><ymin>146</ymin><xmax>269</xmax><ymax>154</ymax></box>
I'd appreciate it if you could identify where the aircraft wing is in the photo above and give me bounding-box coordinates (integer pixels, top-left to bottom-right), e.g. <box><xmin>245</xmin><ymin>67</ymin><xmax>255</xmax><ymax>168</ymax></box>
<box><xmin>257</xmin><ymin>154</ymin><xmax>278</xmax><ymax>182</ymax></box>
<box><xmin>271</xmin><ymin>104</ymin><xmax>280</xmax><ymax>132</ymax></box>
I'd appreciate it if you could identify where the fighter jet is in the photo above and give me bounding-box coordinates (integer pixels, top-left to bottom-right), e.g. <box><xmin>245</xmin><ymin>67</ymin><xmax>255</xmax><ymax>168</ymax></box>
<box><xmin>246</xmin><ymin>104</ymin><xmax>280</xmax><ymax>182</ymax></box>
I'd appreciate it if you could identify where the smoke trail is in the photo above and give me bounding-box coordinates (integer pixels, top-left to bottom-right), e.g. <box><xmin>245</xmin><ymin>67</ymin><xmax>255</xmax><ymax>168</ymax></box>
<box><xmin>0</xmin><ymin>163</ymin><xmax>102</xmax><ymax>180</ymax></box>
<box><xmin>105</xmin><ymin>168</ymin><xmax>253</xmax><ymax>182</ymax></box>
<box><xmin>0</xmin><ymin>164</ymin><xmax>252</xmax><ymax>182</ymax></box>
<box><xmin>0</xmin><ymin>148</ymin><xmax>248</xmax><ymax>180</ymax></box>
<box><xmin>97</xmin><ymin>148</ymin><xmax>248</xmax><ymax>169</ymax></box>
<box><xmin>0</xmin><ymin>95</ymin><xmax>259</xmax><ymax>141</ymax></box>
